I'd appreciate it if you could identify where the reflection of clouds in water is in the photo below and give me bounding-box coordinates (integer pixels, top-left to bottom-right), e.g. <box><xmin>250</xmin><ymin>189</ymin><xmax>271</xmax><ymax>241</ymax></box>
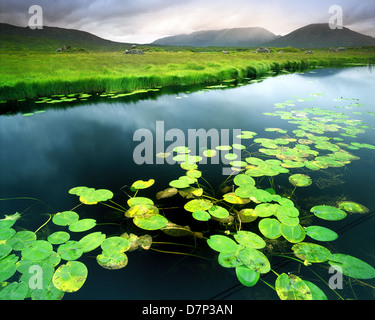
<box><xmin>1</xmin><ymin>67</ymin><xmax>375</xmax><ymax>207</ymax></box>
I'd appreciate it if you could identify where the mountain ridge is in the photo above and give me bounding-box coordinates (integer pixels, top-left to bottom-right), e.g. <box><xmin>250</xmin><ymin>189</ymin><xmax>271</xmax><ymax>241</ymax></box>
<box><xmin>152</xmin><ymin>27</ymin><xmax>280</xmax><ymax>47</ymax></box>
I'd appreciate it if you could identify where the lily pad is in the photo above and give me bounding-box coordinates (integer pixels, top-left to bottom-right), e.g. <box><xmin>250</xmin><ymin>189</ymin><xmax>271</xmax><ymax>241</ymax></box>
<box><xmin>289</xmin><ymin>174</ymin><xmax>312</xmax><ymax>187</ymax></box>
<box><xmin>184</xmin><ymin>199</ymin><xmax>213</xmax><ymax>212</ymax></box>
<box><xmin>6</xmin><ymin>231</ymin><xmax>37</xmax><ymax>250</ymax></box>
<box><xmin>238</xmin><ymin>247</ymin><xmax>271</xmax><ymax>274</ymax></box>
<box><xmin>233</xmin><ymin>174</ymin><xmax>256</xmax><ymax>187</ymax></box>
<box><xmin>125</xmin><ymin>204</ymin><xmax>159</xmax><ymax>218</ymax></box>
<box><xmin>310</xmin><ymin>205</ymin><xmax>347</xmax><ymax>221</ymax></box>
<box><xmin>21</xmin><ymin>240</ymin><xmax>53</xmax><ymax>261</ymax></box>
<box><xmin>208</xmin><ymin>205</ymin><xmax>229</xmax><ymax>219</ymax></box>
<box><xmin>0</xmin><ymin>254</ymin><xmax>18</xmax><ymax>282</ymax></box>
<box><xmin>207</xmin><ymin>235</ymin><xmax>239</xmax><ymax>254</ymax></box>
<box><xmin>223</xmin><ymin>193</ymin><xmax>250</xmax><ymax>205</ymax></box>
<box><xmin>0</xmin><ymin>281</ymin><xmax>29</xmax><ymax>300</ymax></box>
<box><xmin>47</xmin><ymin>231</ymin><xmax>70</xmax><ymax>245</ymax></box>
<box><xmin>131</xmin><ymin>179</ymin><xmax>155</xmax><ymax>190</ymax></box>
<box><xmin>337</xmin><ymin>201</ymin><xmax>369</xmax><ymax>214</ymax></box>
<box><xmin>328</xmin><ymin>254</ymin><xmax>375</xmax><ymax>279</ymax></box>
<box><xmin>52</xmin><ymin>211</ymin><xmax>79</xmax><ymax>226</ymax></box>
<box><xmin>305</xmin><ymin>226</ymin><xmax>338</xmax><ymax>242</ymax></box>
<box><xmin>238</xmin><ymin>208</ymin><xmax>258</xmax><ymax>223</ymax></box>
<box><xmin>258</xmin><ymin>218</ymin><xmax>282</xmax><ymax>239</ymax></box>
<box><xmin>52</xmin><ymin>261</ymin><xmax>88</xmax><ymax>292</ymax></box>
<box><xmin>57</xmin><ymin>241</ymin><xmax>83</xmax><ymax>261</ymax></box>
<box><xmin>127</xmin><ymin>197</ymin><xmax>154</xmax><ymax>207</ymax></box>
<box><xmin>133</xmin><ymin>214</ymin><xmax>168</xmax><ymax>230</ymax></box>
<box><xmin>78</xmin><ymin>232</ymin><xmax>106</xmax><ymax>253</ymax></box>
<box><xmin>280</xmin><ymin>224</ymin><xmax>305</xmax><ymax>243</ymax></box>
<box><xmin>235</xmin><ymin>266</ymin><xmax>260</xmax><ymax>287</ymax></box>
<box><xmin>192</xmin><ymin>210</ymin><xmax>211</xmax><ymax>221</ymax></box>
<box><xmin>275</xmin><ymin>273</ymin><xmax>312</xmax><ymax>300</ymax></box>
<box><xmin>253</xmin><ymin>203</ymin><xmax>279</xmax><ymax>218</ymax></box>
<box><xmin>68</xmin><ymin>219</ymin><xmax>96</xmax><ymax>232</ymax></box>
<box><xmin>155</xmin><ymin>188</ymin><xmax>178</xmax><ymax>200</ymax></box>
<box><xmin>101</xmin><ymin>236</ymin><xmax>131</xmax><ymax>253</ymax></box>
<box><xmin>169</xmin><ymin>179</ymin><xmax>191</xmax><ymax>189</ymax></box>
<box><xmin>234</xmin><ymin>231</ymin><xmax>266</xmax><ymax>249</ymax></box>
<box><xmin>97</xmin><ymin>251</ymin><xmax>128</xmax><ymax>270</ymax></box>
<box><xmin>292</xmin><ymin>242</ymin><xmax>332</xmax><ymax>263</ymax></box>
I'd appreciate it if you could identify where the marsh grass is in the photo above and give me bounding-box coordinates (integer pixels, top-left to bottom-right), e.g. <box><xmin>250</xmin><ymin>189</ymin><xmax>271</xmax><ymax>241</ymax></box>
<box><xmin>1</xmin><ymin>49</ymin><xmax>374</xmax><ymax>101</ymax></box>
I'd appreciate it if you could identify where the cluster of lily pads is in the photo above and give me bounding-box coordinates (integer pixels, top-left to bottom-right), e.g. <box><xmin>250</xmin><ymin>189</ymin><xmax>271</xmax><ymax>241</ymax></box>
<box><xmin>1</xmin><ymin>93</ymin><xmax>375</xmax><ymax>300</ymax></box>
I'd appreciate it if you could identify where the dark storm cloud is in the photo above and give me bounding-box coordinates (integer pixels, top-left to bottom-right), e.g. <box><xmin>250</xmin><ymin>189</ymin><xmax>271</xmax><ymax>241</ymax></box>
<box><xmin>0</xmin><ymin>0</ymin><xmax>374</xmax><ymax>43</ymax></box>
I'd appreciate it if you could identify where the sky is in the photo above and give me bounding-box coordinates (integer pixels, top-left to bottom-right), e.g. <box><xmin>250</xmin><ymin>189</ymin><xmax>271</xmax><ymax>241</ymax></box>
<box><xmin>0</xmin><ymin>0</ymin><xmax>374</xmax><ymax>43</ymax></box>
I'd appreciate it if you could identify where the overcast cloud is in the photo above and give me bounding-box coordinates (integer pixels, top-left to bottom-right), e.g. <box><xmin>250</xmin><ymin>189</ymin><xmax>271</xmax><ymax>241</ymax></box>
<box><xmin>0</xmin><ymin>0</ymin><xmax>374</xmax><ymax>43</ymax></box>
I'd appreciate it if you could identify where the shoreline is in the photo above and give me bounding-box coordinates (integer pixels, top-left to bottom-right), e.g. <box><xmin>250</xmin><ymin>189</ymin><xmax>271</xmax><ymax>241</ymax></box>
<box><xmin>1</xmin><ymin>50</ymin><xmax>374</xmax><ymax>102</ymax></box>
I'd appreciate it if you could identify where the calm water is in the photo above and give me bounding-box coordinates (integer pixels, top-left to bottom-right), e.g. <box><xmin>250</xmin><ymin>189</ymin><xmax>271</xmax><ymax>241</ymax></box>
<box><xmin>1</xmin><ymin>66</ymin><xmax>375</xmax><ymax>300</ymax></box>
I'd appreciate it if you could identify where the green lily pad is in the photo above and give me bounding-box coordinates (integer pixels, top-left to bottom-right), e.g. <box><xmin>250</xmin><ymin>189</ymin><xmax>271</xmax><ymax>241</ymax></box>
<box><xmin>304</xmin><ymin>281</ymin><xmax>328</xmax><ymax>300</ymax></box>
<box><xmin>203</xmin><ymin>149</ymin><xmax>217</xmax><ymax>157</ymax></box>
<box><xmin>275</xmin><ymin>273</ymin><xmax>312</xmax><ymax>300</ymax></box>
<box><xmin>208</xmin><ymin>205</ymin><xmax>229</xmax><ymax>219</ymax></box>
<box><xmin>47</xmin><ymin>231</ymin><xmax>70</xmax><ymax>245</ymax></box>
<box><xmin>238</xmin><ymin>247</ymin><xmax>271</xmax><ymax>274</ymax></box>
<box><xmin>184</xmin><ymin>199</ymin><xmax>213</xmax><ymax>212</ymax></box>
<box><xmin>207</xmin><ymin>235</ymin><xmax>239</xmax><ymax>254</ymax></box>
<box><xmin>169</xmin><ymin>179</ymin><xmax>191</xmax><ymax>189</ymax></box>
<box><xmin>328</xmin><ymin>254</ymin><xmax>375</xmax><ymax>280</ymax></box>
<box><xmin>233</xmin><ymin>174</ymin><xmax>256</xmax><ymax>187</ymax></box>
<box><xmin>0</xmin><ymin>254</ymin><xmax>18</xmax><ymax>282</ymax></box>
<box><xmin>238</xmin><ymin>208</ymin><xmax>258</xmax><ymax>223</ymax></box>
<box><xmin>292</xmin><ymin>242</ymin><xmax>332</xmax><ymax>263</ymax></box>
<box><xmin>258</xmin><ymin>218</ymin><xmax>282</xmax><ymax>239</ymax></box>
<box><xmin>192</xmin><ymin>210</ymin><xmax>211</xmax><ymax>221</ymax></box>
<box><xmin>289</xmin><ymin>174</ymin><xmax>312</xmax><ymax>187</ymax></box>
<box><xmin>305</xmin><ymin>226</ymin><xmax>338</xmax><ymax>242</ymax></box>
<box><xmin>101</xmin><ymin>236</ymin><xmax>131</xmax><ymax>253</ymax></box>
<box><xmin>280</xmin><ymin>224</ymin><xmax>305</xmax><ymax>243</ymax></box>
<box><xmin>310</xmin><ymin>205</ymin><xmax>347</xmax><ymax>221</ymax></box>
<box><xmin>125</xmin><ymin>204</ymin><xmax>159</xmax><ymax>218</ymax></box>
<box><xmin>57</xmin><ymin>241</ymin><xmax>83</xmax><ymax>261</ymax></box>
<box><xmin>0</xmin><ymin>243</ymin><xmax>12</xmax><ymax>260</ymax></box>
<box><xmin>0</xmin><ymin>227</ymin><xmax>16</xmax><ymax>241</ymax></box>
<box><xmin>52</xmin><ymin>261</ymin><xmax>88</xmax><ymax>293</ymax></box>
<box><xmin>131</xmin><ymin>179</ymin><xmax>155</xmax><ymax>190</ymax></box>
<box><xmin>223</xmin><ymin>193</ymin><xmax>250</xmax><ymax>205</ymax></box>
<box><xmin>69</xmin><ymin>187</ymin><xmax>113</xmax><ymax>205</ymax></box>
<box><xmin>253</xmin><ymin>203</ymin><xmax>279</xmax><ymax>218</ymax></box>
<box><xmin>133</xmin><ymin>214</ymin><xmax>168</xmax><ymax>230</ymax></box>
<box><xmin>234</xmin><ymin>231</ymin><xmax>266</xmax><ymax>249</ymax></box>
<box><xmin>68</xmin><ymin>219</ymin><xmax>97</xmax><ymax>232</ymax></box>
<box><xmin>235</xmin><ymin>266</ymin><xmax>260</xmax><ymax>287</ymax></box>
<box><xmin>52</xmin><ymin>211</ymin><xmax>79</xmax><ymax>226</ymax></box>
<box><xmin>6</xmin><ymin>231</ymin><xmax>37</xmax><ymax>250</ymax></box>
<box><xmin>127</xmin><ymin>197</ymin><xmax>154</xmax><ymax>207</ymax></box>
<box><xmin>78</xmin><ymin>232</ymin><xmax>106</xmax><ymax>253</ymax></box>
<box><xmin>0</xmin><ymin>281</ymin><xmax>29</xmax><ymax>300</ymax></box>
<box><xmin>97</xmin><ymin>251</ymin><xmax>128</xmax><ymax>270</ymax></box>
<box><xmin>337</xmin><ymin>201</ymin><xmax>369</xmax><ymax>214</ymax></box>
<box><xmin>22</xmin><ymin>240</ymin><xmax>53</xmax><ymax>261</ymax></box>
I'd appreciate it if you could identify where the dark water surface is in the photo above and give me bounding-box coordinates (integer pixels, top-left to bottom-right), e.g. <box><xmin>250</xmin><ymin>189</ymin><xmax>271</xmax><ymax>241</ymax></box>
<box><xmin>1</xmin><ymin>66</ymin><xmax>375</xmax><ymax>300</ymax></box>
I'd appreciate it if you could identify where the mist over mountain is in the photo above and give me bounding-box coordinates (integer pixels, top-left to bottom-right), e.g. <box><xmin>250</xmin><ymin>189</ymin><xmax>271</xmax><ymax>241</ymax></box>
<box><xmin>152</xmin><ymin>27</ymin><xmax>279</xmax><ymax>47</ymax></box>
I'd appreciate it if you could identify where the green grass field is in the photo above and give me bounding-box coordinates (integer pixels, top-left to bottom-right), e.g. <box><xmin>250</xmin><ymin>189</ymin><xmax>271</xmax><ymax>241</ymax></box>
<box><xmin>1</xmin><ymin>47</ymin><xmax>375</xmax><ymax>101</ymax></box>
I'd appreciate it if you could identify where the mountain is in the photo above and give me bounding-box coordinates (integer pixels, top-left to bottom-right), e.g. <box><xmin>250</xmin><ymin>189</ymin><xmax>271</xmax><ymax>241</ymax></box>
<box><xmin>265</xmin><ymin>23</ymin><xmax>375</xmax><ymax>48</ymax></box>
<box><xmin>0</xmin><ymin>23</ymin><xmax>130</xmax><ymax>51</ymax></box>
<box><xmin>152</xmin><ymin>27</ymin><xmax>279</xmax><ymax>47</ymax></box>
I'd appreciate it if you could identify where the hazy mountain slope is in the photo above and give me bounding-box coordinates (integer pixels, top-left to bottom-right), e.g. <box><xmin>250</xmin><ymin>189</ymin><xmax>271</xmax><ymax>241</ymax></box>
<box><xmin>265</xmin><ymin>23</ymin><xmax>375</xmax><ymax>48</ymax></box>
<box><xmin>152</xmin><ymin>27</ymin><xmax>279</xmax><ymax>47</ymax></box>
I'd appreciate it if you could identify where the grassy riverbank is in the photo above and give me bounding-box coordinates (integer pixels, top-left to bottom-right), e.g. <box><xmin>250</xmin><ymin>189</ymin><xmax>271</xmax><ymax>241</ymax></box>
<box><xmin>1</xmin><ymin>47</ymin><xmax>374</xmax><ymax>101</ymax></box>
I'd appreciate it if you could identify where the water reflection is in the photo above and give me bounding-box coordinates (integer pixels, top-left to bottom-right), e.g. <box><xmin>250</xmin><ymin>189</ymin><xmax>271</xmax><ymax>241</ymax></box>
<box><xmin>1</xmin><ymin>66</ymin><xmax>375</xmax><ymax>299</ymax></box>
